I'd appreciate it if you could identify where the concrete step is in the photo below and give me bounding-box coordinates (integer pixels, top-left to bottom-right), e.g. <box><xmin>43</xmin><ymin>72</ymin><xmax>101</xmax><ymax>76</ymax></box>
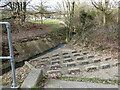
<box><xmin>44</xmin><ymin>79</ymin><xmax>118</xmax><ymax>88</ymax></box>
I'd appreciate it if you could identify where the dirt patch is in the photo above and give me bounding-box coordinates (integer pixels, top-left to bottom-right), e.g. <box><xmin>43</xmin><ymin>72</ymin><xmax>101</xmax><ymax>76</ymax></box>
<box><xmin>2</xmin><ymin>20</ymin><xmax>56</xmax><ymax>42</ymax></box>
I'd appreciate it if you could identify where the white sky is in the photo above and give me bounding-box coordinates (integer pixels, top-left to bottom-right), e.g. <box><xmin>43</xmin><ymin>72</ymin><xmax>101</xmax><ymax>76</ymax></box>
<box><xmin>30</xmin><ymin>0</ymin><xmax>91</xmax><ymax>11</ymax></box>
<box><xmin>30</xmin><ymin>0</ymin><xmax>119</xmax><ymax>11</ymax></box>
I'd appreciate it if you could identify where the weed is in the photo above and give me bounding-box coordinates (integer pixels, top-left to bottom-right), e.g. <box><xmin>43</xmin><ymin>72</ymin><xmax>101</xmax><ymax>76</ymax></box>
<box><xmin>2</xmin><ymin>82</ymin><xmax>7</xmax><ymax>86</ymax></box>
<box><xmin>31</xmin><ymin>86</ymin><xmax>39</xmax><ymax>90</ymax></box>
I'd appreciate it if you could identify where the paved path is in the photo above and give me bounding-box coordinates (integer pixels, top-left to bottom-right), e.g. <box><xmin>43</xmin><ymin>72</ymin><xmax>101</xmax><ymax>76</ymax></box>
<box><xmin>44</xmin><ymin>79</ymin><xmax>118</xmax><ymax>88</ymax></box>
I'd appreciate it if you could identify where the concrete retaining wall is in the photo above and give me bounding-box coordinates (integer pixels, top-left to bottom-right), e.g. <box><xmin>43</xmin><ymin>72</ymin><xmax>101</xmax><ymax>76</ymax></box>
<box><xmin>1</xmin><ymin>37</ymin><xmax>64</xmax><ymax>73</ymax></box>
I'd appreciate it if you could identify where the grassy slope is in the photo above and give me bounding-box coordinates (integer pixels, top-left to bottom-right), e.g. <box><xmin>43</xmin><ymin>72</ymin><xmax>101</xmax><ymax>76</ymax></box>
<box><xmin>29</xmin><ymin>20</ymin><xmax>60</xmax><ymax>26</ymax></box>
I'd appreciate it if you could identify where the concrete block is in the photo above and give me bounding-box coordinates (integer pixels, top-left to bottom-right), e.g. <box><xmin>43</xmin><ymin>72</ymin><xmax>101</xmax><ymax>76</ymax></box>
<box><xmin>76</xmin><ymin>56</ymin><xmax>84</xmax><ymax>60</ymax></box>
<box><xmin>63</xmin><ymin>55</ymin><xmax>70</xmax><ymax>58</ymax></box>
<box><xmin>51</xmin><ymin>60</ymin><xmax>60</xmax><ymax>64</ymax></box>
<box><xmin>52</xmin><ymin>53</ymin><xmax>59</xmax><ymax>57</ymax></box>
<box><xmin>50</xmin><ymin>65</ymin><xmax>61</xmax><ymax>69</ymax></box>
<box><xmin>68</xmin><ymin>68</ymin><xmax>80</xmax><ymax>73</ymax></box>
<box><xmin>47</xmin><ymin>70</ymin><xmax>61</xmax><ymax>74</ymax></box>
<box><xmin>87</xmin><ymin>55</ymin><xmax>94</xmax><ymax>58</ymax></box>
<box><xmin>86</xmin><ymin>66</ymin><xmax>98</xmax><ymax>71</ymax></box>
<box><xmin>62</xmin><ymin>52</ymin><xmax>69</xmax><ymax>55</ymax></box>
<box><xmin>101</xmin><ymin>64</ymin><xmax>110</xmax><ymax>69</ymax></box>
<box><xmin>71</xmin><ymin>50</ymin><xmax>77</xmax><ymax>53</ymax></box>
<box><xmin>114</xmin><ymin>62</ymin><xmax>120</xmax><ymax>66</ymax></box>
<box><xmin>82</xmin><ymin>52</ymin><xmax>89</xmax><ymax>55</ymax></box>
<box><xmin>64</xmin><ymin>58</ymin><xmax>73</xmax><ymax>62</ymax></box>
<box><xmin>104</xmin><ymin>57</ymin><xmax>111</xmax><ymax>61</ymax></box>
<box><xmin>52</xmin><ymin>57</ymin><xmax>60</xmax><ymax>60</ymax></box>
<box><xmin>92</xmin><ymin>59</ymin><xmax>101</xmax><ymax>63</ymax></box>
<box><xmin>35</xmin><ymin>63</ymin><xmax>45</xmax><ymax>66</ymax></box>
<box><xmin>66</xmin><ymin>62</ymin><xmax>76</xmax><ymax>67</ymax></box>
<box><xmin>42</xmin><ymin>56</ymin><xmax>49</xmax><ymax>59</ymax></box>
<box><xmin>73</xmin><ymin>53</ymin><xmax>80</xmax><ymax>56</ymax></box>
<box><xmin>80</xmin><ymin>60</ymin><xmax>89</xmax><ymax>65</ymax></box>
<box><xmin>21</xmin><ymin>69</ymin><xmax>43</xmax><ymax>88</ymax></box>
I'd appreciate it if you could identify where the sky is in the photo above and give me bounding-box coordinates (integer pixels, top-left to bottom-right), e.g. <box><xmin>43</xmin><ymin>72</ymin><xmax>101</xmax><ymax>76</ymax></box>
<box><xmin>30</xmin><ymin>0</ymin><xmax>118</xmax><ymax>11</ymax></box>
<box><xmin>30</xmin><ymin>0</ymin><xmax>92</xmax><ymax>11</ymax></box>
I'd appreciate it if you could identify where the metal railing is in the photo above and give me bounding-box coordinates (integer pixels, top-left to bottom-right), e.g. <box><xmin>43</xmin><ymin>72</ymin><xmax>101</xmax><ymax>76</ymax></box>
<box><xmin>0</xmin><ymin>22</ymin><xmax>18</xmax><ymax>88</ymax></box>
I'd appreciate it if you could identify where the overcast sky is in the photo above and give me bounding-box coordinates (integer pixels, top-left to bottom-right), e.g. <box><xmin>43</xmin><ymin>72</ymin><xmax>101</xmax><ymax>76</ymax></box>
<box><xmin>30</xmin><ymin>0</ymin><xmax>92</xmax><ymax>11</ymax></box>
<box><xmin>30</xmin><ymin>0</ymin><xmax>118</xmax><ymax>11</ymax></box>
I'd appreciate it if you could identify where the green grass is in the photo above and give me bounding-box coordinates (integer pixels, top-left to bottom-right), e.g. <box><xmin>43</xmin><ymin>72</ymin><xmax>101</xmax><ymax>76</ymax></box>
<box><xmin>83</xmin><ymin>49</ymin><xmax>89</xmax><ymax>51</ymax></box>
<box><xmin>29</xmin><ymin>20</ymin><xmax>59</xmax><ymax>26</ymax></box>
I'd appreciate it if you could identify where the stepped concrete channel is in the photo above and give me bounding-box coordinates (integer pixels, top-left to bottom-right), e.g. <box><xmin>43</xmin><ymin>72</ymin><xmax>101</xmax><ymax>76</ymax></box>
<box><xmin>28</xmin><ymin>45</ymin><xmax>119</xmax><ymax>88</ymax></box>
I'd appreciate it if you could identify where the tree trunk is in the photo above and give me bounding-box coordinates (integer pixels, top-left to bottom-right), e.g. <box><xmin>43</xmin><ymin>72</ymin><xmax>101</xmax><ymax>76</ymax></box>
<box><xmin>23</xmin><ymin>2</ymin><xmax>26</xmax><ymax>22</ymax></box>
<box><xmin>118</xmin><ymin>1</ymin><xmax>120</xmax><ymax>24</ymax></box>
<box><xmin>103</xmin><ymin>12</ymin><xmax>106</xmax><ymax>25</ymax></box>
<box><xmin>41</xmin><ymin>14</ymin><xmax>43</xmax><ymax>24</ymax></box>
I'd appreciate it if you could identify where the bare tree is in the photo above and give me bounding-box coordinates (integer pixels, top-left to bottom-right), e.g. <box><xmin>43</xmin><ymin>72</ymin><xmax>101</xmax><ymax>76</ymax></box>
<box><xmin>62</xmin><ymin>0</ymin><xmax>75</xmax><ymax>42</ymax></box>
<box><xmin>0</xmin><ymin>0</ymin><xmax>32</xmax><ymax>23</ymax></box>
<box><xmin>91</xmin><ymin>0</ymin><xmax>112</xmax><ymax>25</ymax></box>
<box><xmin>31</xmin><ymin>0</ymin><xmax>48</xmax><ymax>24</ymax></box>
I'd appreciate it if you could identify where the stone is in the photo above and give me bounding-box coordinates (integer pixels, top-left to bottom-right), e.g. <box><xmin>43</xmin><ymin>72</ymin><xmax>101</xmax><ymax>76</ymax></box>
<box><xmin>92</xmin><ymin>59</ymin><xmax>101</xmax><ymax>63</ymax></box>
<box><xmin>68</xmin><ymin>68</ymin><xmax>80</xmax><ymax>73</ymax></box>
<box><xmin>66</xmin><ymin>62</ymin><xmax>76</xmax><ymax>67</ymax></box>
<box><xmin>80</xmin><ymin>60</ymin><xmax>89</xmax><ymax>65</ymax></box>
<box><xmin>85</xmin><ymin>66</ymin><xmax>98</xmax><ymax>71</ymax></box>
<box><xmin>21</xmin><ymin>69</ymin><xmax>43</xmax><ymax>88</ymax></box>
<box><xmin>64</xmin><ymin>58</ymin><xmax>73</xmax><ymax>62</ymax></box>
<box><xmin>76</xmin><ymin>56</ymin><xmax>84</xmax><ymax>60</ymax></box>
<box><xmin>51</xmin><ymin>60</ymin><xmax>60</xmax><ymax>64</ymax></box>
<box><xmin>101</xmin><ymin>64</ymin><xmax>110</xmax><ymax>69</ymax></box>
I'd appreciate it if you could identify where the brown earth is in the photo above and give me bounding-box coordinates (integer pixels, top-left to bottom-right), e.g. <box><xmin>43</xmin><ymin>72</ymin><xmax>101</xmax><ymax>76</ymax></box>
<box><xmin>2</xmin><ymin>20</ymin><xmax>56</xmax><ymax>42</ymax></box>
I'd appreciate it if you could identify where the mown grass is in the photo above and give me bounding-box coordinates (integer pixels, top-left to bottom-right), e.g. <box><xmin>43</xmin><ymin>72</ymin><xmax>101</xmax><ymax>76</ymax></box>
<box><xmin>29</xmin><ymin>20</ymin><xmax>59</xmax><ymax>26</ymax></box>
